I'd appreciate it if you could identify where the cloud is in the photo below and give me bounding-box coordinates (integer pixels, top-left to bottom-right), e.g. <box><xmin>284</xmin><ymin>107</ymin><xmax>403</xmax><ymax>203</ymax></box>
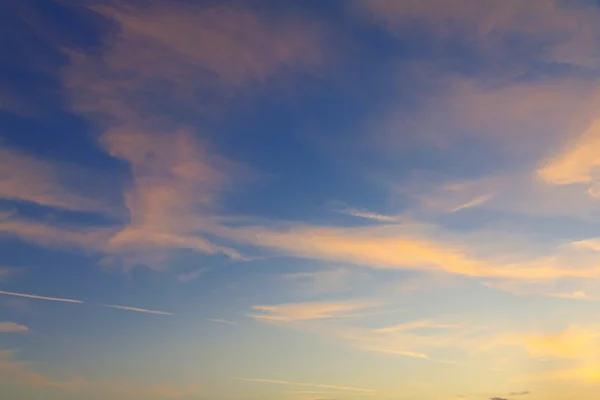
<box><xmin>538</xmin><ymin>119</ymin><xmax>600</xmax><ymax>198</ymax></box>
<box><xmin>482</xmin><ymin>280</ymin><xmax>600</xmax><ymax>302</ymax></box>
<box><xmin>208</xmin><ymin>318</ymin><xmax>236</xmax><ymax>325</ymax></box>
<box><xmin>235</xmin><ymin>378</ymin><xmax>375</xmax><ymax>393</ymax></box>
<box><xmin>85</xmin><ymin>1</ymin><xmax>323</xmax><ymax>88</ymax></box>
<box><xmin>0</xmin><ymin>290</ymin><xmax>83</xmax><ymax>304</ymax></box>
<box><xmin>98</xmin><ymin>129</ymin><xmax>246</xmax><ymax>269</ymax></box>
<box><xmin>0</xmin><ymin>146</ymin><xmax>117</xmax><ymax>214</ymax></box>
<box><xmin>57</xmin><ymin>2</ymin><xmax>299</xmax><ymax>270</ymax></box>
<box><xmin>517</xmin><ymin>326</ymin><xmax>599</xmax><ymax>359</ymax></box>
<box><xmin>216</xmin><ymin>221</ymin><xmax>600</xmax><ymax>281</ymax></box>
<box><xmin>450</xmin><ymin>194</ymin><xmax>493</xmax><ymax>212</ymax></box>
<box><xmin>409</xmin><ymin>172</ymin><xmax>600</xmax><ymax>220</ymax></box>
<box><xmin>374</xmin><ymin>320</ymin><xmax>457</xmax><ymax>333</ymax></box>
<box><xmin>0</xmin><ymin>322</ymin><xmax>28</xmax><ymax>333</ymax></box>
<box><xmin>338</xmin><ymin>319</ymin><xmax>468</xmax><ymax>363</ymax></box>
<box><xmin>102</xmin><ymin>304</ymin><xmax>174</xmax><ymax>316</ymax></box>
<box><xmin>0</xmin><ymin>218</ymin><xmax>115</xmax><ymax>253</ymax></box>
<box><xmin>220</xmin><ymin>222</ymin><xmax>485</xmax><ymax>276</ymax></box>
<box><xmin>357</xmin><ymin>0</ymin><xmax>600</xmax><ymax>67</ymax></box>
<box><xmin>337</xmin><ymin>207</ymin><xmax>403</xmax><ymax>222</ymax></box>
<box><xmin>477</xmin><ymin>325</ymin><xmax>600</xmax><ymax>381</ymax></box>
<box><xmin>250</xmin><ymin>301</ymin><xmax>380</xmax><ymax>322</ymax></box>
<box><xmin>177</xmin><ymin>268</ymin><xmax>207</xmax><ymax>283</ymax></box>
<box><xmin>0</xmin><ymin>135</ymin><xmax>245</xmax><ymax>270</ymax></box>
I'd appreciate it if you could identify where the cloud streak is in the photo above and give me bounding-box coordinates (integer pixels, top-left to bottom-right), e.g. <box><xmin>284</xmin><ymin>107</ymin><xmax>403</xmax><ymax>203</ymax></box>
<box><xmin>0</xmin><ymin>290</ymin><xmax>173</xmax><ymax>315</ymax></box>
<box><xmin>208</xmin><ymin>318</ymin><xmax>236</xmax><ymax>325</ymax></box>
<box><xmin>235</xmin><ymin>378</ymin><xmax>375</xmax><ymax>393</ymax></box>
<box><xmin>102</xmin><ymin>305</ymin><xmax>174</xmax><ymax>316</ymax></box>
<box><xmin>250</xmin><ymin>301</ymin><xmax>380</xmax><ymax>322</ymax></box>
<box><xmin>0</xmin><ymin>290</ymin><xmax>83</xmax><ymax>303</ymax></box>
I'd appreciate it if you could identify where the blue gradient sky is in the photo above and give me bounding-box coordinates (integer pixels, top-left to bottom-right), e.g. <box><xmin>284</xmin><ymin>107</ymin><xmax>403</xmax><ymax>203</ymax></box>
<box><xmin>3</xmin><ymin>1</ymin><xmax>600</xmax><ymax>399</ymax></box>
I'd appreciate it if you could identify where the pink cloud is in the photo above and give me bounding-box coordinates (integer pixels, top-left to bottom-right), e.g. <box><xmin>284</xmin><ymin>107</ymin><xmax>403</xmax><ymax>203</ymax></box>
<box><xmin>357</xmin><ymin>0</ymin><xmax>600</xmax><ymax>67</ymax></box>
<box><xmin>0</xmin><ymin>146</ymin><xmax>118</xmax><ymax>214</ymax></box>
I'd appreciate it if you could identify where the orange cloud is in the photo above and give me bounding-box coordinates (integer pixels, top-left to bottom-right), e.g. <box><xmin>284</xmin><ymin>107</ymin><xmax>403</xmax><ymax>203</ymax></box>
<box><xmin>217</xmin><ymin>222</ymin><xmax>600</xmax><ymax>281</ymax></box>
<box><xmin>374</xmin><ymin>320</ymin><xmax>457</xmax><ymax>333</ymax></box>
<box><xmin>518</xmin><ymin>326</ymin><xmax>599</xmax><ymax>359</ymax></box>
<box><xmin>223</xmin><ymin>223</ymin><xmax>483</xmax><ymax>275</ymax></box>
<box><xmin>250</xmin><ymin>301</ymin><xmax>380</xmax><ymax>322</ymax></box>
<box><xmin>490</xmin><ymin>326</ymin><xmax>600</xmax><ymax>384</ymax></box>
<box><xmin>538</xmin><ymin>120</ymin><xmax>600</xmax><ymax>190</ymax></box>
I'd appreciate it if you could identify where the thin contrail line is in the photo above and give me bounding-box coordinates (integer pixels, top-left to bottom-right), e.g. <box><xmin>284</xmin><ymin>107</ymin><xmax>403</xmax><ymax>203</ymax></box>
<box><xmin>103</xmin><ymin>304</ymin><xmax>174</xmax><ymax>315</ymax></box>
<box><xmin>0</xmin><ymin>290</ymin><xmax>174</xmax><ymax>315</ymax></box>
<box><xmin>0</xmin><ymin>290</ymin><xmax>83</xmax><ymax>303</ymax></box>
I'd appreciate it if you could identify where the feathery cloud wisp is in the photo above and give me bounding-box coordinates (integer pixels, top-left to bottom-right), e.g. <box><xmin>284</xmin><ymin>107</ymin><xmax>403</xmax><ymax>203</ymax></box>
<box><xmin>177</xmin><ymin>268</ymin><xmax>207</xmax><ymax>283</ymax></box>
<box><xmin>250</xmin><ymin>301</ymin><xmax>380</xmax><ymax>322</ymax></box>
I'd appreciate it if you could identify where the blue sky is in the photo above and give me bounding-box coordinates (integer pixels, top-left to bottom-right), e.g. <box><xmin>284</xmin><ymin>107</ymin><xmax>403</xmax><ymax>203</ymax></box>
<box><xmin>3</xmin><ymin>1</ymin><xmax>600</xmax><ymax>399</ymax></box>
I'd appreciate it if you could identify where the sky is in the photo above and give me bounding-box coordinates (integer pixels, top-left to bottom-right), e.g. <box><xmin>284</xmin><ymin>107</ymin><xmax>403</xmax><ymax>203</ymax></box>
<box><xmin>4</xmin><ymin>0</ymin><xmax>600</xmax><ymax>399</ymax></box>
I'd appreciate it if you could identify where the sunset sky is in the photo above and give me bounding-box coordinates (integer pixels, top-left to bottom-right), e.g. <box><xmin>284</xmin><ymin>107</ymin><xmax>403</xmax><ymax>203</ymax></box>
<box><xmin>3</xmin><ymin>1</ymin><xmax>600</xmax><ymax>399</ymax></box>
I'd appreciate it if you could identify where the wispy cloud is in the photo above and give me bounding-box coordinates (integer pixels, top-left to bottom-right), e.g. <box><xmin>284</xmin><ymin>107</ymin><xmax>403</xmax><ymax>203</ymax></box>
<box><xmin>337</xmin><ymin>207</ymin><xmax>403</xmax><ymax>222</ymax></box>
<box><xmin>103</xmin><ymin>305</ymin><xmax>174</xmax><ymax>316</ymax></box>
<box><xmin>250</xmin><ymin>301</ymin><xmax>380</xmax><ymax>322</ymax></box>
<box><xmin>0</xmin><ymin>0</ymin><xmax>327</xmax><ymax>272</ymax></box>
<box><xmin>483</xmin><ymin>281</ymin><xmax>600</xmax><ymax>302</ymax></box>
<box><xmin>0</xmin><ymin>290</ymin><xmax>83</xmax><ymax>303</ymax></box>
<box><xmin>374</xmin><ymin>320</ymin><xmax>458</xmax><ymax>333</ymax></box>
<box><xmin>538</xmin><ymin>120</ymin><xmax>600</xmax><ymax>186</ymax></box>
<box><xmin>0</xmin><ymin>146</ymin><xmax>116</xmax><ymax>214</ymax></box>
<box><xmin>451</xmin><ymin>194</ymin><xmax>493</xmax><ymax>212</ymax></box>
<box><xmin>357</xmin><ymin>0</ymin><xmax>600</xmax><ymax>67</ymax></box>
<box><xmin>177</xmin><ymin>268</ymin><xmax>207</xmax><ymax>283</ymax></box>
<box><xmin>235</xmin><ymin>378</ymin><xmax>375</xmax><ymax>393</ymax></box>
<box><xmin>0</xmin><ymin>321</ymin><xmax>28</xmax><ymax>333</ymax></box>
<box><xmin>208</xmin><ymin>318</ymin><xmax>236</xmax><ymax>325</ymax></box>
